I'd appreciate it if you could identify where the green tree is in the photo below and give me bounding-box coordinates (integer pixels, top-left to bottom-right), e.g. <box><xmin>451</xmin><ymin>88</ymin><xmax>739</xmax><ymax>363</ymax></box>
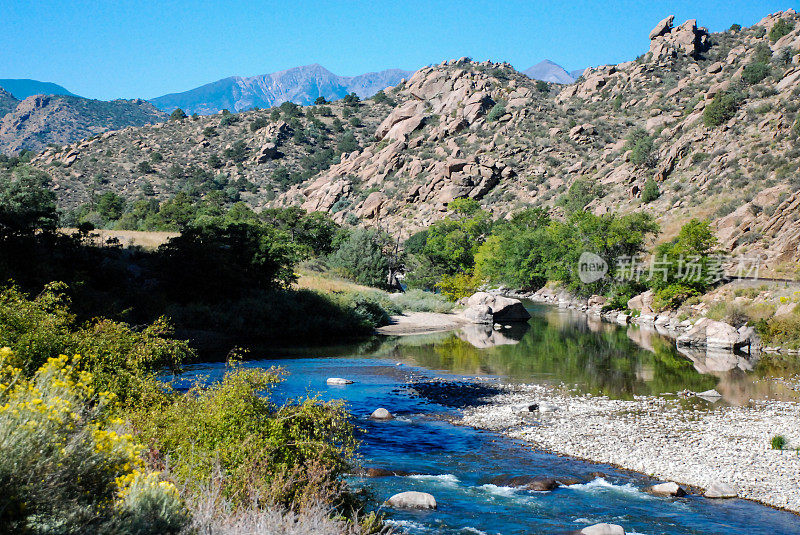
<box><xmin>169</xmin><ymin>108</ymin><xmax>187</xmax><ymax>121</ymax></box>
<box><xmin>314</xmin><ymin>96</ymin><xmax>328</xmax><ymax>105</ymax></box>
<box><xmin>487</xmin><ymin>101</ymin><xmax>506</xmax><ymax>121</ymax></box>
<box><xmin>327</xmin><ymin>227</ymin><xmax>391</xmax><ymax>288</ymax></box>
<box><xmin>96</xmin><ymin>191</ymin><xmax>125</xmax><ymax>223</ymax></box>
<box><xmin>0</xmin><ymin>166</ymin><xmax>58</xmax><ymax>236</ymax></box>
<box><xmin>650</xmin><ymin>219</ymin><xmax>720</xmax><ymax>309</ymax></box>
<box><xmin>535</xmin><ymin>80</ymin><xmax>550</xmax><ymax>93</ymax></box>
<box><xmin>557</xmin><ymin>177</ymin><xmax>603</xmax><ymax>215</ymax></box>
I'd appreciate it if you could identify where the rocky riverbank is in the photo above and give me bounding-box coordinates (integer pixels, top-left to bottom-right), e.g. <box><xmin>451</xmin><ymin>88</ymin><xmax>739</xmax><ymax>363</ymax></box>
<box><xmin>456</xmin><ymin>380</ymin><xmax>800</xmax><ymax>513</ymax></box>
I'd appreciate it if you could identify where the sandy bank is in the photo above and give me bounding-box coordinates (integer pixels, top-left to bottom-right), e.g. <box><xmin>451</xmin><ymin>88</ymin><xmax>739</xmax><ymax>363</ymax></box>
<box><xmin>376</xmin><ymin>312</ymin><xmax>469</xmax><ymax>335</ymax></box>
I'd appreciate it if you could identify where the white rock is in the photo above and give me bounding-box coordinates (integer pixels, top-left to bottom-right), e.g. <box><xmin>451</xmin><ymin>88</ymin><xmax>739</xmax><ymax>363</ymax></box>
<box><xmin>696</xmin><ymin>389</ymin><xmax>722</xmax><ymax>400</ymax></box>
<box><xmin>386</xmin><ymin>491</ymin><xmax>437</xmax><ymax>509</ymax></box>
<box><xmin>326</xmin><ymin>377</ymin><xmax>354</xmax><ymax>385</ymax></box>
<box><xmin>649</xmin><ymin>481</ymin><xmax>687</xmax><ymax>496</ymax></box>
<box><xmin>370</xmin><ymin>408</ymin><xmax>393</xmax><ymax>420</ymax></box>
<box><xmin>704</xmin><ymin>481</ymin><xmax>737</xmax><ymax>498</ymax></box>
<box><xmin>581</xmin><ymin>523</ymin><xmax>625</xmax><ymax>535</ymax></box>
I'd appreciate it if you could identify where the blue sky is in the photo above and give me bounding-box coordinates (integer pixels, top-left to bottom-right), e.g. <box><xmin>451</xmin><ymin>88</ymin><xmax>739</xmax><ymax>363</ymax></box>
<box><xmin>1</xmin><ymin>0</ymin><xmax>796</xmax><ymax>100</ymax></box>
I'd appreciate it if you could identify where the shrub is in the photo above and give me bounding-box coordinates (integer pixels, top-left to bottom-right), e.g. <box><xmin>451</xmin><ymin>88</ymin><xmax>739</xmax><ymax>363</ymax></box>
<box><xmin>487</xmin><ymin>101</ymin><xmax>506</xmax><ymax>122</ymax></box>
<box><xmin>392</xmin><ymin>289</ymin><xmax>455</xmax><ymax>313</ymax></box>
<box><xmin>624</xmin><ymin>128</ymin><xmax>655</xmax><ymax>168</ymax></box>
<box><xmin>772</xmin><ymin>435</ymin><xmax>787</xmax><ymax>450</ymax></box>
<box><xmin>170</xmin><ymin>108</ymin><xmax>187</xmax><ymax>121</ymax></box>
<box><xmin>436</xmin><ymin>272</ymin><xmax>482</xmax><ymax>301</ymax></box>
<box><xmin>769</xmin><ymin>19</ymin><xmax>794</xmax><ymax>42</ymax></box>
<box><xmin>641</xmin><ymin>177</ymin><xmax>660</xmax><ymax>203</ymax></box>
<box><xmin>535</xmin><ymin>80</ymin><xmax>550</xmax><ymax>93</ymax></box>
<box><xmin>0</xmin><ymin>350</ymin><xmax>187</xmax><ymax>533</ymax></box>
<box><xmin>729</xmin><ymin>23</ymin><xmax>741</xmax><ymax>32</ymax></box>
<box><xmin>129</xmin><ymin>365</ymin><xmax>358</xmax><ymax>510</ymax></box>
<box><xmin>756</xmin><ymin>313</ymin><xmax>800</xmax><ymax>348</ymax></box>
<box><xmin>703</xmin><ymin>91</ymin><xmax>742</xmax><ymax>127</ymax></box>
<box><xmin>742</xmin><ymin>62</ymin><xmax>771</xmax><ymax>85</ymax></box>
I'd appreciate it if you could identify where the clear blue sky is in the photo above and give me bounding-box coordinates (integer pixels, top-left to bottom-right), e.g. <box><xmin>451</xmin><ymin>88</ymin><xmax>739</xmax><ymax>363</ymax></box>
<box><xmin>1</xmin><ymin>0</ymin><xmax>796</xmax><ymax>100</ymax></box>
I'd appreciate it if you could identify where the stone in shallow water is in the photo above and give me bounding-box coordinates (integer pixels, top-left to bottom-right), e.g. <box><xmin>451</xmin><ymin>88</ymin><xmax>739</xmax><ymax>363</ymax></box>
<box><xmin>649</xmin><ymin>481</ymin><xmax>687</xmax><ymax>496</ymax></box>
<box><xmin>704</xmin><ymin>481</ymin><xmax>737</xmax><ymax>498</ymax></box>
<box><xmin>580</xmin><ymin>523</ymin><xmax>625</xmax><ymax>535</ymax></box>
<box><xmin>370</xmin><ymin>408</ymin><xmax>393</xmax><ymax>420</ymax></box>
<box><xmin>326</xmin><ymin>377</ymin><xmax>354</xmax><ymax>385</ymax></box>
<box><xmin>696</xmin><ymin>389</ymin><xmax>722</xmax><ymax>400</ymax></box>
<box><xmin>386</xmin><ymin>491</ymin><xmax>437</xmax><ymax>509</ymax></box>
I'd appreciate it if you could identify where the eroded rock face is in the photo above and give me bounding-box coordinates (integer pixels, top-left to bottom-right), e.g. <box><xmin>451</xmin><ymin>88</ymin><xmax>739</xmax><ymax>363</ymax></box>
<box><xmin>649</xmin><ymin>15</ymin><xmax>710</xmax><ymax>61</ymax></box>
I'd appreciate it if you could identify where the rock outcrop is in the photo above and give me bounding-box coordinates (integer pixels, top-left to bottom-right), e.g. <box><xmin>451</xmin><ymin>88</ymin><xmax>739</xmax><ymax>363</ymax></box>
<box><xmin>649</xmin><ymin>15</ymin><xmax>710</xmax><ymax>61</ymax></box>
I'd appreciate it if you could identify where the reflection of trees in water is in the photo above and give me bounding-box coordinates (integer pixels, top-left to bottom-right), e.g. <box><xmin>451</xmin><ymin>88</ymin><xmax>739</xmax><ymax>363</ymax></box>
<box><xmin>389</xmin><ymin>313</ymin><xmax>717</xmax><ymax>399</ymax></box>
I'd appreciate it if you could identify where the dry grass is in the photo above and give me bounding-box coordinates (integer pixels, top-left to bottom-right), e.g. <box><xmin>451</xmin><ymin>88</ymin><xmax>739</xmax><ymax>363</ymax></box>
<box><xmin>293</xmin><ymin>267</ymin><xmax>381</xmax><ymax>295</ymax></box>
<box><xmin>60</xmin><ymin>228</ymin><xmax>179</xmax><ymax>250</ymax></box>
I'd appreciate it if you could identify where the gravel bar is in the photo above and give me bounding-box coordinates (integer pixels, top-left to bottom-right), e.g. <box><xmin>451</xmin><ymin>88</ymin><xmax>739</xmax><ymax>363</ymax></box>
<box><xmin>458</xmin><ymin>382</ymin><xmax>800</xmax><ymax>512</ymax></box>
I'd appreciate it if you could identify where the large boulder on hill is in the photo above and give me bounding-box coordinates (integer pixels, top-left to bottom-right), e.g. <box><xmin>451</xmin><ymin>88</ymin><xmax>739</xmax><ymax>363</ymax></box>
<box><xmin>627</xmin><ymin>290</ymin><xmax>654</xmax><ymax>314</ymax></box>
<box><xmin>649</xmin><ymin>15</ymin><xmax>709</xmax><ymax>61</ymax></box>
<box><xmin>465</xmin><ymin>292</ymin><xmax>531</xmax><ymax>323</ymax></box>
<box><xmin>375</xmin><ymin>101</ymin><xmax>427</xmax><ymax>140</ymax></box>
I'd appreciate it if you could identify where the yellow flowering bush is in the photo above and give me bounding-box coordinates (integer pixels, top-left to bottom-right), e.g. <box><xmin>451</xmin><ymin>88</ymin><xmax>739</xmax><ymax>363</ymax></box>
<box><xmin>0</xmin><ymin>349</ymin><xmax>187</xmax><ymax>533</ymax></box>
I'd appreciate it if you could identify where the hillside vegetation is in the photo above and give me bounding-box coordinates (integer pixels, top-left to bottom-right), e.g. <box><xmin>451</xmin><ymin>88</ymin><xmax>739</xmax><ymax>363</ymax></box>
<box><xmin>22</xmin><ymin>10</ymin><xmax>800</xmax><ymax>276</ymax></box>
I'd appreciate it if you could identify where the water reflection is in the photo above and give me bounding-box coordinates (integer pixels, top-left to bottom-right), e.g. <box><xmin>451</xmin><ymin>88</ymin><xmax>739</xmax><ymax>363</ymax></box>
<box><xmin>369</xmin><ymin>304</ymin><xmax>800</xmax><ymax>404</ymax></box>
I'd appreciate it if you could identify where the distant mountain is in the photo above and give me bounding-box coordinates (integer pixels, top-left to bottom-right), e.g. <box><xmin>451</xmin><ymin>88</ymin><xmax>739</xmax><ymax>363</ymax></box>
<box><xmin>150</xmin><ymin>64</ymin><xmax>413</xmax><ymax>115</ymax></box>
<box><xmin>522</xmin><ymin>60</ymin><xmax>578</xmax><ymax>84</ymax></box>
<box><xmin>0</xmin><ymin>87</ymin><xmax>19</xmax><ymax>117</ymax></box>
<box><xmin>570</xmin><ymin>68</ymin><xmax>587</xmax><ymax>80</ymax></box>
<box><xmin>0</xmin><ymin>95</ymin><xmax>166</xmax><ymax>154</ymax></box>
<box><xmin>0</xmin><ymin>79</ymin><xmax>78</xmax><ymax>100</ymax></box>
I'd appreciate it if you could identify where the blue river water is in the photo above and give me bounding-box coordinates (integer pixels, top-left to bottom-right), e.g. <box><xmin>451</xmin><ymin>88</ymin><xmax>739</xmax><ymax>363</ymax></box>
<box><xmin>176</xmin><ymin>305</ymin><xmax>800</xmax><ymax>534</ymax></box>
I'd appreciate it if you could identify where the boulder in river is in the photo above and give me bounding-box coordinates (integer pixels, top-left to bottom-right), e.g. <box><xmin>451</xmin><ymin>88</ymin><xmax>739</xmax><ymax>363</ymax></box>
<box><xmin>363</xmin><ymin>467</ymin><xmax>413</xmax><ymax>477</ymax></box>
<box><xmin>704</xmin><ymin>481</ymin><xmax>737</xmax><ymax>499</ymax></box>
<box><xmin>370</xmin><ymin>408</ymin><xmax>393</xmax><ymax>420</ymax></box>
<box><xmin>327</xmin><ymin>377</ymin><xmax>354</xmax><ymax>385</ymax></box>
<box><xmin>463</xmin><ymin>292</ymin><xmax>531</xmax><ymax>323</ymax></box>
<box><xmin>580</xmin><ymin>523</ymin><xmax>625</xmax><ymax>535</ymax></box>
<box><xmin>386</xmin><ymin>491</ymin><xmax>437</xmax><ymax>509</ymax></box>
<box><xmin>648</xmin><ymin>481</ymin><xmax>687</xmax><ymax>496</ymax></box>
<box><xmin>526</xmin><ymin>477</ymin><xmax>559</xmax><ymax>491</ymax></box>
<box><xmin>463</xmin><ymin>304</ymin><xmax>493</xmax><ymax>324</ymax></box>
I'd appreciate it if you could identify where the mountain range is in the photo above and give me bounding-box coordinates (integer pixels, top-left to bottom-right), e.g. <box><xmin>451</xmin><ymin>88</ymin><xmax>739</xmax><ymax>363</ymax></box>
<box><xmin>0</xmin><ymin>59</ymin><xmax>582</xmax><ymax>152</ymax></box>
<box><xmin>27</xmin><ymin>9</ymin><xmax>800</xmax><ymax>274</ymax></box>
<box><xmin>149</xmin><ymin>64</ymin><xmax>414</xmax><ymax>115</ymax></box>
<box><xmin>0</xmin><ymin>79</ymin><xmax>77</xmax><ymax>100</ymax></box>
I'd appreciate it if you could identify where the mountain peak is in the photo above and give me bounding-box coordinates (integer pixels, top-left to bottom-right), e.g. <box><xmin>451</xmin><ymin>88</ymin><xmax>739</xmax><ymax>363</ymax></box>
<box><xmin>523</xmin><ymin>60</ymin><xmax>577</xmax><ymax>84</ymax></box>
<box><xmin>0</xmin><ymin>79</ymin><xmax>78</xmax><ymax>100</ymax></box>
<box><xmin>150</xmin><ymin>65</ymin><xmax>413</xmax><ymax>115</ymax></box>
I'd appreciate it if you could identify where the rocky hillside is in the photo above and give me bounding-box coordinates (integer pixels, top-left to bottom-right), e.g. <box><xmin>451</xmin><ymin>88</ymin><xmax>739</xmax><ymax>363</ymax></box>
<box><xmin>29</xmin><ymin>9</ymin><xmax>800</xmax><ymax>273</ymax></box>
<box><xmin>0</xmin><ymin>88</ymin><xmax>18</xmax><ymax>118</ymax></box>
<box><xmin>0</xmin><ymin>95</ymin><xmax>167</xmax><ymax>154</ymax></box>
<box><xmin>149</xmin><ymin>64</ymin><xmax>413</xmax><ymax>115</ymax></box>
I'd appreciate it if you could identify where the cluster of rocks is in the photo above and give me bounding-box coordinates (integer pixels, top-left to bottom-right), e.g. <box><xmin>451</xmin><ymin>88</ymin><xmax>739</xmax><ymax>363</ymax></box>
<box><xmin>648</xmin><ymin>15</ymin><xmax>710</xmax><ymax>61</ymax></box>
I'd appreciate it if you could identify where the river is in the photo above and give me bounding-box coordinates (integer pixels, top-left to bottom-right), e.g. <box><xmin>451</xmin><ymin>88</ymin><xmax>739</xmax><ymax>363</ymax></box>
<box><xmin>176</xmin><ymin>303</ymin><xmax>800</xmax><ymax>534</ymax></box>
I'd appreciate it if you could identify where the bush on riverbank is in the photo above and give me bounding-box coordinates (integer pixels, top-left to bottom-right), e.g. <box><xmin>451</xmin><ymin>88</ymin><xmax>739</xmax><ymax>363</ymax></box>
<box><xmin>0</xmin><ymin>288</ymin><xmax>380</xmax><ymax>532</ymax></box>
<box><xmin>756</xmin><ymin>311</ymin><xmax>800</xmax><ymax>349</ymax></box>
<box><xmin>0</xmin><ymin>350</ymin><xmax>187</xmax><ymax>534</ymax></box>
<box><xmin>391</xmin><ymin>289</ymin><xmax>455</xmax><ymax>313</ymax></box>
